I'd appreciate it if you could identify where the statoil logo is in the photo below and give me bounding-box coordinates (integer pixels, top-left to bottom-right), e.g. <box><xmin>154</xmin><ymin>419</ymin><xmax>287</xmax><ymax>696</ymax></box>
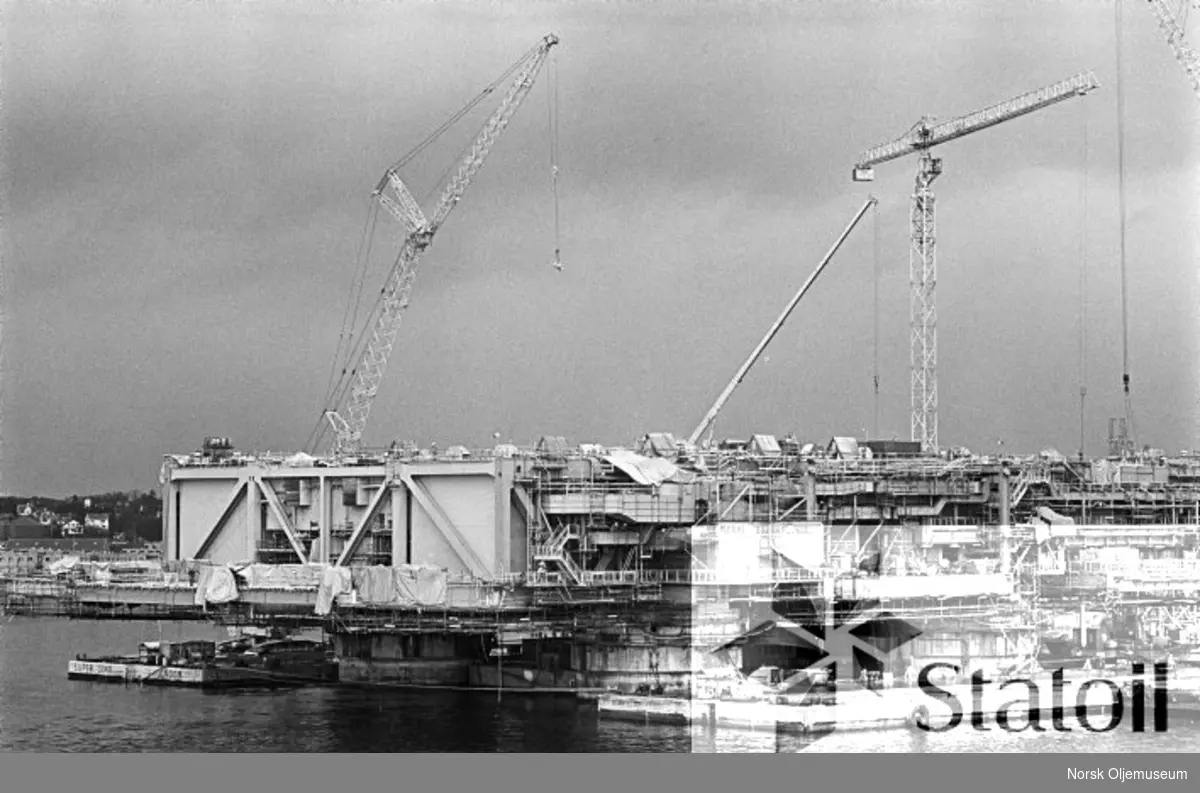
<box><xmin>913</xmin><ymin>662</ymin><xmax>1170</xmax><ymax>733</ymax></box>
<box><xmin>690</xmin><ymin>593</ymin><xmax>922</xmax><ymax>752</ymax></box>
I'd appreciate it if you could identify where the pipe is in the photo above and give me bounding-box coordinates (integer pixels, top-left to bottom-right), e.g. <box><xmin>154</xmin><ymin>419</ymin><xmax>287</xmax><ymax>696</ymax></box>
<box><xmin>688</xmin><ymin>196</ymin><xmax>879</xmax><ymax>446</ymax></box>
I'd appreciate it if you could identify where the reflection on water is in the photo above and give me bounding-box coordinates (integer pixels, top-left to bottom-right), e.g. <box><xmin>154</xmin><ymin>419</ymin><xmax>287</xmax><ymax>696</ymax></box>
<box><xmin>0</xmin><ymin>618</ymin><xmax>681</xmax><ymax>752</ymax></box>
<box><xmin>0</xmin><ymin>618</ymin><xmax>1194</xmax><ymax>752</ymax></box>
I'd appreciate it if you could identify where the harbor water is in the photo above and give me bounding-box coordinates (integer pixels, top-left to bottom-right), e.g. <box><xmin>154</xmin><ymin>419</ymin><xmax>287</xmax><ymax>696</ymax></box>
<box><xmin>1</xmin><ymin>618</ymin><xmax>1197</xmax><ymax>753</ymax></box>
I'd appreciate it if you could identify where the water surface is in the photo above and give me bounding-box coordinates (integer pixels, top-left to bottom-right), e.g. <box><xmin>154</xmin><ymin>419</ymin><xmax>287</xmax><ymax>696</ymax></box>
<box><xmin>2</xmin><ymin>618</ymin><xmax>1194</xmax><ymax>752</ymax></box>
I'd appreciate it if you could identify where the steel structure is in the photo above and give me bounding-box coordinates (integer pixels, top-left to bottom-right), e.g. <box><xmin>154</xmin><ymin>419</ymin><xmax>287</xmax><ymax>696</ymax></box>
<box><xmin>853</xmin><ymin>71</ymin><xmax>1100</xmax><ymax>452</ymax></box>
<box><xmin>1140</xmin><ymin>1</ymin><xmax>1199</xmax><ymax>446</ymax></box>
<box><xmin>323</xmin><ymin>34</ymin><xmax>560</xmax><ymax>454</ymax></box>
<box><xmin>1146</xmin><ymin>0</ymin><xmax>1200</xmax><ymax>98</ymax></box>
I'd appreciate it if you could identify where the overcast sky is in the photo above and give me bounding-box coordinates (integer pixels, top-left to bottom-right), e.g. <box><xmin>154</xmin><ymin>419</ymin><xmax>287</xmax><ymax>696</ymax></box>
<box><xmin>2</xmin><ymin>0</ymin><xmax>1197</xmax><ymax>496</ymax></box>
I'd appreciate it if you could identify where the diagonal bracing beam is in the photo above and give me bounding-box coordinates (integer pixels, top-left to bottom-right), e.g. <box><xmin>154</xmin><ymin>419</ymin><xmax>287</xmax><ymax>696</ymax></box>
<box><xmin>336</xmin><ymin>479</ymin><xmax>393</xmax><ymax>567</ymax></box>
<box><xmin>398</xmin><ymin>471</ymin><xmax>489</xmax><ymax>578</ymax></box>
<box><xmin>257</xmin><ymin>479</ymin><xmax>309</xmax><ymax>564</ymax></box>
<box><xmin>194</xmin><ymin>477</ymin><xmax>250</xmax><ymax>560</ymax></box>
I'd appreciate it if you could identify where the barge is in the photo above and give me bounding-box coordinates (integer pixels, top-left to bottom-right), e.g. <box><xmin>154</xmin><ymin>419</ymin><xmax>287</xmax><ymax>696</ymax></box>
<box><xmin>68</xmin><ymin>632</ymin><xmax>338</xmax><ymax>689</ymax></box>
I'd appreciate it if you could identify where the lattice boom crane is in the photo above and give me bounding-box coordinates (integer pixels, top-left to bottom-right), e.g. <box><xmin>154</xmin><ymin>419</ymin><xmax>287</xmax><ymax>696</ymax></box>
<box><xmin>852</xmin><ymin>71</ymin><xmax>1100</xmax><ymax>452</ymax></box>
<box><xmin>1144</xmin><ymin>0</ymin><xmax>1200</xmax><ymax>99</ymax></box>
<box><xmin>323</xmin><ymin>34</ymin><xmax>559</xmax><ymax>454</ymax></box>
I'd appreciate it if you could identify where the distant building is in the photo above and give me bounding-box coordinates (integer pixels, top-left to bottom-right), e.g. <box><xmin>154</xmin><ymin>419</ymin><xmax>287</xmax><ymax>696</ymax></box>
<box><xmin>63</xmin><ymin>519</ymin><xmax>83</xmax><ymax>536</ymax></box>
<box><xmin>84</xmin><ymin>513</ymin><xmax>111</xmax><ymax>532</ymax></box>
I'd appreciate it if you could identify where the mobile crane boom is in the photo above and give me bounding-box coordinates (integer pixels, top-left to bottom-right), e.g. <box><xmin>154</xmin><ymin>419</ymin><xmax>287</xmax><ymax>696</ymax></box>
<box><xmin>322</xmin><ymin>34</ymin><xmax>559</xmax><ymax>454</ymax></box>
<box><xmin>688</xmin><ymin>197</ymin><xmax>879</xmax><ymax>447</ymax></box>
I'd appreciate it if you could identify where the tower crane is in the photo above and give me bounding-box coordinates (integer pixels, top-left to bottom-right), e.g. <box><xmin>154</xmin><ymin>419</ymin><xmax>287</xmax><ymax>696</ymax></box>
<box><xmin>317</xmin><ymin>34</ymin><xmax>559</xmax><ymax>455</ymax></box>
<box><xmin>852</xmin><ymin>71</ymin><xmax>1100</xmax><ymax>452</ymax></box>
<box><xmin>1144</xmin><ymin>0</ymin><xmax>1200</xmax><ymax>98</ymax></box>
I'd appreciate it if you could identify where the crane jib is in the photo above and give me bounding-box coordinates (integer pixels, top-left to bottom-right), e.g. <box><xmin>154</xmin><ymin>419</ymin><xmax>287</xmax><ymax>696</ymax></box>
<box><xmin>853</xmin><ymin>70</ymin><xmax>1100</xmax><ymax>172</ymax></box>
<box><xmin>848</xmin><ymin>69</ymin><xmax>1099</xmax><ymax>453</ymax></box>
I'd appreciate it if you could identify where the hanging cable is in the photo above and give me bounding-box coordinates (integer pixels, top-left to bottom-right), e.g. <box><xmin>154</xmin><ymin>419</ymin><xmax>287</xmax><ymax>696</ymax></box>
<box><xmin>872</xmin><ymin>198</ymin><xmax>880</xmax><ymax>440</ymax></box>
<box><xmin>330</xmin><ymin>204</ymin><xmax>380</xmax><ymax>405</ymax></box>
<box><xmin>343</xmin><ymin>207</ymin><xmax>382</xmax><ymax>376</ymax></box>
<box><xmin>1116</xmin><ymin>0</ymin><xmax>1137</xmax><ymax>454</ymax></box>
<box><xmin>1078</xmin><ymin>93</ymin><xmax>1090</xmax><ymax>460</ymax></box>
<box><xmin>548</xmin><ymin>48</ymin><xmax>562</xmax><ymax>271</ymax></box>
<box><xmin>324</xmin><ymin>257</ymin><xmax>401</xmax><ymax>421</ymax></box>
<box><xmin>416</xmin><ymin>44</ymin><xmax>547</xmax><ymax>209</ymax></box>
<box><xmin>306</xmin><ymin>198</ymin><xmax>383</xmax><ymax>453</ymax></box>
<box><xmin>310</xmin><ymin>205</ymin><xmax>381</xmax><ymax>452</ymax></box>
<box><xmin>391</xmin><ymin>41</ymin><xmax>543</xmax><ymax>174</ymax></box>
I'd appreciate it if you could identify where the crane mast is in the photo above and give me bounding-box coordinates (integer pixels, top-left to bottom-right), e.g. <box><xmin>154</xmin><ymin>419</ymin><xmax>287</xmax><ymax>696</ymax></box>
<box><xmin>853</xmin><ymin>71</ymin><xmax>1099</xmax><ymax>452</ymax></box>
<box><xmin>1144</xmin><ymin>0</ymin><xmax>1200</xmax><ymax>98</ymax></box>
<box><xmin>324</xmin><ymin>34</ymin><xmax>559</xmax><ymax>455</ymax></box>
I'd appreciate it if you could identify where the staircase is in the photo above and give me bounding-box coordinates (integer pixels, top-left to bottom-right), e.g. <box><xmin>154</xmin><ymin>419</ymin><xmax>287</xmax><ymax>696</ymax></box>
<box><xmin>1009</xmin><ymin>466</ymin><xmax>1049</xmax><ymax>510</ymax></box>
<box><xmin>533</xmin><ymin>524</ymin><xmax>583</xmax><ymax>586</ymax></box>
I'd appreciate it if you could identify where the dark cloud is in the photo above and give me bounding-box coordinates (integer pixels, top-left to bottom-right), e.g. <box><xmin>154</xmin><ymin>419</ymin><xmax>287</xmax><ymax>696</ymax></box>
<box><xmin>1</xmin><ymin>0</ymin><xmax>1196</xmax><ymax>495</ymax></box>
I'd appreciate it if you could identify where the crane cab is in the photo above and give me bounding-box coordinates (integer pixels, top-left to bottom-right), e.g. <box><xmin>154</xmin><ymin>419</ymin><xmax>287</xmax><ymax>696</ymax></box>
<box><xmin>852</xmin><ymin>167</ymin><xmax>875</xmax><ymax>182</ymax></box>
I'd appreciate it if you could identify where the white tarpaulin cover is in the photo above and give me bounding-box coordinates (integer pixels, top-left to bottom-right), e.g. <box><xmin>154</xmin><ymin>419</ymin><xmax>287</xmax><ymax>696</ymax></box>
<box><xmin>604</xmin><ymin>450</ymin><xmax>695</xmax><ymax>486</ymax></box>
<box><xmin>1035</xmin><ymin>506</ymin><xmax>1075</xmax><ymax>525</ymax></box>
<box><xmin>316</xmin><ymin>566</ymin><xmax>353</xmax><ymax>615</ymax></box>
<box><xmin>350</xmin><ymin>567</ymin><xmax>393</xmax><ymax>604</ymax></box>
<box><xmin>234</xmin><ymin>563</ymin><xmax>325</xmax><ymax>589</ymax></box>
<box><xmin>193</xmin><ymin>565</ymin><xmax>239</xmax><ymax>605</ymax></box>
<box><xmin>393</xmin><ymin>564</ymin><xmax>448</xmax><ymax>606</ymax></box>
<box><xmin>346</xmin><ymin>564</ymin><xmax>449</xmax><ymax>607</ymax></box>
<box><xmin>285</xmin><ymin>452</ymin><xmax>317</xmax><ymax>467</ymax></box>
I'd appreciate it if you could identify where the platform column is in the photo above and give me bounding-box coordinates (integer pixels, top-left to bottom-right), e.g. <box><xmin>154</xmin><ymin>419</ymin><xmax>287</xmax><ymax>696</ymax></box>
<box><xmin>319</xmin><ymin>476</ymin><xmax>331</xmax><ymax>565</ymax></box>
<box><xmin>392</xmin><ymin>482</ymin><xmax>409</xmax><ymax>567</ymax></box>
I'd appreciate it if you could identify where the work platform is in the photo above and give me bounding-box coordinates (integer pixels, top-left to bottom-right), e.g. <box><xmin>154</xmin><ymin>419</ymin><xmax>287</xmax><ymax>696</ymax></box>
<box><xmin>159</xmin><ymin>436</ymin><xmax>1200</xmax><ymax>606</ymax></box>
